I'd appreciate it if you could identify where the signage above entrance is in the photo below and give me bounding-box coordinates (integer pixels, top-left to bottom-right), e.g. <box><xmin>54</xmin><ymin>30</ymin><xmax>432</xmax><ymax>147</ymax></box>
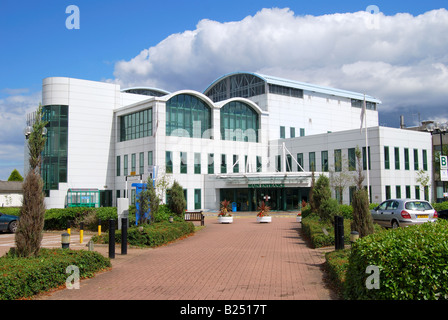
<box><xmin>248</xmin><ymin>183</ymin><xmax>285</xmax><ymax>188</ymax></box>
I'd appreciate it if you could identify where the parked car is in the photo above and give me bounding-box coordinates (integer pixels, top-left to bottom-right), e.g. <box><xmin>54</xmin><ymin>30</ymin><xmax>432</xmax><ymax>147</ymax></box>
<box><xmin>370</xmin><ymin>199</ymin><xmax>437</xmax><ymax>228</ymax></box>
<box><xmin>0</xmin><ymin>212</ymin><xmax>19</xmax><ymax>233</ymax></box>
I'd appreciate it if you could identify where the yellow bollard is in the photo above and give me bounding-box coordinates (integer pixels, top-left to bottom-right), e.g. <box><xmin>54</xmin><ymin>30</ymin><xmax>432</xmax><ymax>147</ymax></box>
<box><xmin>80</xmin><ymin>222</ymin><xmax>84</xmax><ymax>244</ymax></box>
<box><xmin>98</xmin><ymin>219</ymin><xmax>102</xmax><ymax>236</ymax></box>
<box><xmin>67</xmin><ymin>220</ymin><xmax>71</xmax><ymax>235</ymax></box>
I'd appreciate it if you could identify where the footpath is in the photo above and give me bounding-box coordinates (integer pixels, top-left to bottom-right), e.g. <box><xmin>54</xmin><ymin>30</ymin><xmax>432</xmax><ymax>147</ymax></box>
<box><xmin>34</xmin><ymin>215</ymin><xmax>336</xmax><ymax>300</ymax></box>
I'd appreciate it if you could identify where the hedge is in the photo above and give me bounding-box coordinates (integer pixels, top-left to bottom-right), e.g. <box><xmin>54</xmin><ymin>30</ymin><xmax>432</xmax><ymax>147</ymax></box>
<box><xmin>0</xmin><ymin>248</ymin><xmax>111</xmax><ymax>300</ymax></box>
<box><xmin>301</xmin><ymin>214</ymin><xmax>352</xmax><ymax>248</ymax></box>
<box><xmin>344</xmin><ymin>219</ymin><xmax>448</xmax><ymax>300</ymax></box>
<box><xmin>92</xmin><ymin>221</ymin><xmax>195</xmax><ymax>248</ymax></box>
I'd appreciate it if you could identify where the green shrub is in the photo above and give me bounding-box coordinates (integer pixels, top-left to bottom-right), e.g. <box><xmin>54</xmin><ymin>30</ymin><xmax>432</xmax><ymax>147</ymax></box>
<box><xmin>301</xmin><ymin>214</ymin><xmax>351</xmax><ymax>248</ymax></box>
<box><xmin>325</xmin><ymin>249</ymin><xmax>351</xmax><ymax>296</ymax></box>
<box><xmin>44</xmin><ymin>207</ymin><xmax>117</xmax><ymax>231</ymax></box>
<box><xmin>339</xmin><ymin>204</ymin><xmax>353</xmax><ymax>219</ymax></box>
<box><xmin>433</xmin><ymin>201</ymin><xmax>448</xmax><ymax>212</ymax></box>
<box><xmin>0</xmin><ymin>248</ymin><xmax>111</xmax><ymax>300</ymax></box>
<box><xmin>319</xmin><ymin>198</ymin><xmax>340</xmax><ymax>223</ymax></box>
<box><xmin>0</xmin><ymin>207</ymin><xmax>21</xmax><ymax>216</ymax></box>
<box><xmin>344</xmin><ymin>220</ymin><xmax>448</xmax><ymax>300</ymax></box>
<box><xmin>152</xmin><ymin>204</ymin><xmax>174</xmax><ymax>222</ymax></box>
<box><xmin>93</xmin><ymin>221</ymin><xmax>195</xmax><ymax>248</ymax></box>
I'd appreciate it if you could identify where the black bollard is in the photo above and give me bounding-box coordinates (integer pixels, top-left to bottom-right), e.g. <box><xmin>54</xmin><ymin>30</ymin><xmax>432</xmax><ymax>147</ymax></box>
<box><xmin>121</xmin><ymin>217</ymin><xmax>128</xmax><ymax>255</ymax></box>
<box><xmin>109</xmin><ymin>219</ymin><xmax>115</xmax><ymax>259</ymax></box>
<box><xmin>334</xmin><ymin>216</ymin><xmax>344</xmax><ymax>250</ymax></box>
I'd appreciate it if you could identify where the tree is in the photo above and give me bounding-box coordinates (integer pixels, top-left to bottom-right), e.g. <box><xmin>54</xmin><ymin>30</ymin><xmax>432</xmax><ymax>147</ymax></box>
<box><xmin>15</xmin><ymin>104</ymin><xmax>47</xmax><ymax>257</ymax></box>
<box><xmin>168</xmin><ymin>180</ymin><xmax>186</xmax><ymax>218</ymax></box>
<box><xmin>136</xmin><ymin>178</ymin><xmax>160</xmax><ymax>225</ymax></box>
<box><xmin>329</xmin><ymin>154</ymin><xmax>352</xmax><ymax>204</ymax></box>
<box><xmin>351</xmin><ymin>147</ymin><xmax>374</xmax><ymax>237</ymax></box>
<box><xmin>7</xmin><ymin>169</ymin><xmax>23</xmax><ymax>182</ymax></box>
<box><xmin>312</xmin><ymin>174</ymin><xmax>334</xmax><ymax>222</ymax></box>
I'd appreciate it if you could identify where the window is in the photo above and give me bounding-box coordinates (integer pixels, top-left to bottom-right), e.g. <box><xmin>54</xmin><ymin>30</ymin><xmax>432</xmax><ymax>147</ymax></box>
<box><xmin>321</xmin><ymin>151</ymin><xmax>328</xmax><ymax>172</ymax></box>
<box><xmin>280</xmin><ymin>126</ymin><xmax>285</xmax><ymax>139</ymax></box>
<box><xmin>208</xmin><ymin>153</ymin><xmax>214</xmax><ymax>174</ymax></box>
<box><xmin>139</xmin><ymin>152</ymin><xmax>144</xmax><ymax>175</ymax></box>
<box><xmin>286</xmin><ymin>154</ymin><xmax>292</xmax><ymax>172</ymax></box>
<box><xmin>362</xmin><ymin>147</ymin><xmax>371</xmax><ymax>170</ymax></box>
<box><xmin>394</xmin><ymin>147</ymin><xmax>400</xmax><ymax>170</ymax></box>
<box><xmin>396</xmin><ymin>186</ymin><xmax>401</xmax><ymax>199</ymax></box>
<box><xmin>194</xmin><ymin>189</ymin><xmax>201</xmax><ymax>210</ymax></box>
<box><xmin>276</xmin><ymin>155</ymin><xmax>281</xmax><ymax>172</ymax></box>
<box><xmin>180</xmin><ymin>152</ymin><xmax>187</xmax><ymax>174</ymax></box>
<box><xmin>415</xmin><ymin>186</ymin><xmax>420</xmax><ymax>199</ymax></box>
<box><xmin>424</xmin><ymin>186</ymin><xmax>429</xmax><ymax>201</ymax></box>
<box><xmin>233</xmin><ymin>155</ymin><xmax>239</xmax><ymax>173</ymax></box>
<box><xmin>348</xmin><ymin>148</ymin><xmax>356</xmax><ymax>171</ymax></box>
<box><xmin>404</xmin><ymin>148</ymin><xmax>409</xmax><ymax>170</ymax></box>
<box><xmin>124</xmin><ymin>155</ymin><xmax>128</xmax><ymax>176</ymax></box>
<box><xmin>290</xmin><ymin>127</ymin><xmax>295</xmax><ymax>138</ymax></box>
<box><xmin>166</xmin><ymin>94</ymin><xmax>211</xmax><ymax>138</ymax></box>
<box><xmin>194</xmin><ymin>153</ymin><xmax>201</xmax><ymax>174</ymax></box>
<box><xmin>300</xmin><ymin>128</ymin><xmax>305</xmax><ymax>137</ymax></box>
<box><xmin>116</xmin><ymin>156</ymin><xmax>121</xmax><ymax>176</ymax></box>
<box><xmin>309</xmin><ymin>152</ymin><xmax>315</xmax><ymax>171</ymax></box>
<box><xmin>334</xmin><ymin>149</ymin><xmax>342</xmax><ymax>172</ymax></box>
<box><xmin>297</xmin><ymin>153</ymin><xmax>304</xmax><ymax>172</ymax></box>
<box><xmin>148</xmin><ymin>151</ymin><xmax>153</xmax><ymax>166</ymax></box>
<box><xmin>423</xmin><ymin>149</ymin><xmax>428</xmax><ymax>171</ymax></box>
<box><xmin>385</xmin><ymin>185</ymin><xmax>391</xmax><ymax>200</ymax></box>
<box><xmin>221</xmin><ymin>101</ymin><xmax>259</xmax><ymax>142</ymax></box>
<box><xmin>268</xmin><ymin>84</ymin><xmax>303</xmax><ymax>98</ymax></box>
<box><xmin>351</xmin><ymin>99</ymin><xmax>377</xmax><ymax>111</ymax></box>
<box><xmin>349</xmin><ymin>186</ymin><xmax>356</xmax><ymax>204</ymax></box>
<box><xmin>165</xmin><ymin>151</ymin><xmax>173</xmax><ymax>174</ymax></box>
<box><xmin>120</xmin><ymin>108</ymin><xmax>152</xmax><ymax>142</ymax></box>
<box><xmin>205</xmin><ymin>73</ymin><xmax>266</xmax><ymax>102</ymax></box>
<box><xmin>221</xmin><ymin>154</ymin><xmax>227</xmax><ymax>173</ymax></box>
<box><xmin>256</xmin><ymin>156</ymin><xmax>262</xmax><ymax>172</ymax></box>
<box><xmin>384</xmin><ymin>146</ymin><xmax>390</xmax><ymax>169</ymax></box>
<box><xmin>131</xmin><ymin>153</ymin><xmax>136</xmax><ymax>174</ymax></box>
<box><xmin>414</xmin><ymin>149</ymin><xmax>419</xmax><ymax>170</ymax></box>
<box><xmin>406</xmin><ymin>185</ymin><xmax>411</xmax><ymax>198</ymax></box>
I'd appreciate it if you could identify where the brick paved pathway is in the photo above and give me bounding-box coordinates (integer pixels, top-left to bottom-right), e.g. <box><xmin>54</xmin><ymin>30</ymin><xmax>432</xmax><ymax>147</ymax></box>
<box><xmin>37</xmin><ymin>216</ymin><xmax>336</xmax><ymax>300</ymax></box>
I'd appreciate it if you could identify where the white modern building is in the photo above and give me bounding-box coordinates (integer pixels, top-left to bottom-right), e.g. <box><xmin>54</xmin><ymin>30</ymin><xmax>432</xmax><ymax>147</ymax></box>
<box><xmin>29</xmin><ymin>72</ymin><xmax>432</xmax><ymax>210</ymax></box>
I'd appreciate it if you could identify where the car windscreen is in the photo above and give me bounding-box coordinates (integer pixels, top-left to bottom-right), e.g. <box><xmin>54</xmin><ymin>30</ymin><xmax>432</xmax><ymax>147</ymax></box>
<box><xmin>405</xmin><ymin>201</ymin><xmax>432</xmax><ymax>210</ymax></box>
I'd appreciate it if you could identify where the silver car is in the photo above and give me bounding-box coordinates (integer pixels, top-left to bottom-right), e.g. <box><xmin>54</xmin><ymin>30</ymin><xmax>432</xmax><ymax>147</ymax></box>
<box><xmin>370</xmin><ymin>199</ymin><xmax>438</xmax><ymax>228</ymax></box>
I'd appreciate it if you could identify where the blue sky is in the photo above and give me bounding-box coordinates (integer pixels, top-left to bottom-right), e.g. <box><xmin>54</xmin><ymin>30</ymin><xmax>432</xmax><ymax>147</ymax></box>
<box><xmin>0</xmin><ymin>0</ymin><xmax>447</xmax><ymax>180</ymax></box>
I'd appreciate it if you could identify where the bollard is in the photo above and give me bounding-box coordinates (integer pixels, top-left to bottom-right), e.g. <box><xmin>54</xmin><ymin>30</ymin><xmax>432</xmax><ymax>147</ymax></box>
<box><xmin>67</xmin><ymin>220</ymin><xmax>71</xmax><ymax>235</ymax></box>
<box><xmin>334</xmin><ymin>216</ymin><xmax>344</xmax><ymax>250</ymax></box>
<box><xmin>109</xmin><ymin>219</ymin><xmax>115</xmax><ymax>259</ymax></box>
<box><xmin>80</xmin><ymin>222</ymin><xmax>84</xmax><ymax>244</ymax></box>
<box><xmin>61</xmin><ymin>233</ymin><xmax>70</xmax><ymax>249</ymax></box>
<box><xmin>121</xmin><ymin>217</ymin><xmax>128</xmax><ymax>255</ymax></box>
<box><xmin>98</xmin><ymin>219</ymin><xmax>102</xmax><ymax>236</ymax></box>
<box><xmin>88</xmin><ymin>239</ymin><xmax>94</xmax><ymax>251</ymax></box>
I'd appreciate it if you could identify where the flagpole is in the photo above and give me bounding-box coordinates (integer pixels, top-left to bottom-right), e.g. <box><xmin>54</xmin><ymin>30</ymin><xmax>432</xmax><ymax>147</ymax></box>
<box><xmin>364</xmin><ymin>95</ymin><xmax>370</xmax><ymax>201</ymax></box>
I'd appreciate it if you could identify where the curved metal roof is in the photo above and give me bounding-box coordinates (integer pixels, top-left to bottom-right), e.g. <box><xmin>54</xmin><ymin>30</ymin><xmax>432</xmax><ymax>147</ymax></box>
<box><xmin>121</xmin><ymin>87</ymin><xmax>170</xmax><ymax>97</ymax></box>
<box><xmin>204</xmin><ymin>71</ymin><xmax>381</xmax><ymax>104</ymax></box>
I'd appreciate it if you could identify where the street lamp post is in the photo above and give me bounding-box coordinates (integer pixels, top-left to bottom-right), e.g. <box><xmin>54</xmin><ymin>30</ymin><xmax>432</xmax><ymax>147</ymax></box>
<box><xmin>426</xmin><ymin>122</ymin><xmax>448</xmax><ymax>201</ymax></box>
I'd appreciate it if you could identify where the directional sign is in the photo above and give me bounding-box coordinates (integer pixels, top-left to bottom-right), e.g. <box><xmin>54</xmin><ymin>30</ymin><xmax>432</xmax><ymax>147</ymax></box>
<box><xmin>441</xmin><ymin>156</ymin><xmax>447</xmax><ymax>170</ymax></box>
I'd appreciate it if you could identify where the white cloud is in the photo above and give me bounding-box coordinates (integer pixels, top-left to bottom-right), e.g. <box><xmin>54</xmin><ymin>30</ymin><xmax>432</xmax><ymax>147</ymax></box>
<box><xmin>112</xmin><ymin>7</ymin><xmax>448</xmax><ymax>121</ymax></box>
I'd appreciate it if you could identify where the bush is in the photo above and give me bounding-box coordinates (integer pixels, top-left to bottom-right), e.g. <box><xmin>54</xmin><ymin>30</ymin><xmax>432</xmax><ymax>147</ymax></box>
<box><xmin>301</xmin><ymin>214</ymin><xmax>351</xmax><ymax>248</ymax></box>
<box><xmin>344</xmin><ymin>220</ymin><xmax>448</xmax><ymax>300</ymax></box>
<box><xmin>325</xmin><ymin>249</ymin><xmax>351</xmax><ymax>296</ymax></box>
<box><xmin>319</xmin><ymin>198</ymin><xmax>340</xmax><ymax>223</ymax></box>
<box><xmin>433</xmin><ymin>201</ymin><xmax>448</xmax><ymax>212</ymax></box>
<box><xmin>0</xmin><ymin>248</ymin><xmax>111</xmax><ymax>300</ymax></box>
<box><xmin>152</xmin><ymin>204</ymin><xmax>174</xmax><ymax>222</ymax></box>
<box><xmin>44</xmin><ymin>207</ymin><xmax>117</xmax><ymax>231</ymax></box>
<box><xmin>338</xmin><ymin>204</ymin><xmax>353</xmax><ymax>219</ymax></box>
<box><xmin>93</xmin><ymin>221</ymin><xmax>195</xmax><ymax>248</ymax></box>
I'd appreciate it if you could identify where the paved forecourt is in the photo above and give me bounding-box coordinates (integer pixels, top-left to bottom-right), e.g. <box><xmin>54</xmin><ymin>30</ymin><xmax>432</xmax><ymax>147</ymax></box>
<box><xmin>36</xmin><ymin>215</ymin><xmax>335</xmax><ymax>300</ymax></box>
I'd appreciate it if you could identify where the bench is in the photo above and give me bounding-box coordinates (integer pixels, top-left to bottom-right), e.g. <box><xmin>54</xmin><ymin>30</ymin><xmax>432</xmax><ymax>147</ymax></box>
<box><xmin>184</xmin><ymin>211</ymin><xmax>204</xmax><ymax>226</ymax></box>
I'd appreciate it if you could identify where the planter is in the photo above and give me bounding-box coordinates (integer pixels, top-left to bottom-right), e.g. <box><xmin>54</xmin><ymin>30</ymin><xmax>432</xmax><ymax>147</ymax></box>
<box><xmin>218</xmin><ymin>216</ymin><xmax>233</xmax><ymax>224</ymax></box>
<box><xmin>257</xmin><ymin>216</ymin><xmax>272</xmax><ymax>223</ymax></box>
<box><xmin>296</xmin><ymin>215</ymin><xmax>302</xmax><ymax>223</ymax></box>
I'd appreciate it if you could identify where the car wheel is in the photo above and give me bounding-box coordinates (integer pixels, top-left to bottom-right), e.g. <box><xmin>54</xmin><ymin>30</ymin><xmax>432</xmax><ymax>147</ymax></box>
<box><xmin>391</xmin><ymin>220</ymin><xmax>399</xmax><ymax>229</ymax></box>
<box><xmin>8</xmin><ymin>221</ymin><xmax>18</xmax><ymax>233</ymax></box>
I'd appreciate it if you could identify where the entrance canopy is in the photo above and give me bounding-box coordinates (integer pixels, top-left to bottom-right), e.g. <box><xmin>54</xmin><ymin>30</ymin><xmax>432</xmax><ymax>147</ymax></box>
<box><xmin>215</xmin><ymin>172</ymin><xmax>315</xmax><ymax>187</ymax></box>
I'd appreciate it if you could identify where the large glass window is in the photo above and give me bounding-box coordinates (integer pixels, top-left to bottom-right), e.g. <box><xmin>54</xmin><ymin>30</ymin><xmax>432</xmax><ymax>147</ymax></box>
<box><xmin>42</xmin><ymin>105</ymin><xmax>68</xmax><ymax>192</ymax></box>
<box><xmin>348</xmin><ymin>148</ymin><xmax>356</xmax><ymax>171</ymax></box>
<box><xmin>220</xmin><ymin>101</ymin><xmax>259</xmax><ymax>142</ymax></box>
<box><xmin>321</xmin><ymin>151</ymin><xmax>328</xmax><ymax>172</ymax></box>
<box><xmin>166</xmin><ymin>151</ymin><xmax>173</xmax><ymax>174</ymax></box>
<box><xmin>180</xmin><ymin>152</ymin><xmax>187</xmax><ymax>174</ymax></box>
<box><xmin>120</xmin><ymin>108</ymin><xmax>152</xmax><ymax>142</ymax></box>
<box><xmin>166</xmin><ymin>94</ymin><xmax>211</xmax><ymax>138</ymax></box>
<box><xmin>205</xmin><ymin>73</ymin><xmax>265</xmax><ymax>102</ymax></box>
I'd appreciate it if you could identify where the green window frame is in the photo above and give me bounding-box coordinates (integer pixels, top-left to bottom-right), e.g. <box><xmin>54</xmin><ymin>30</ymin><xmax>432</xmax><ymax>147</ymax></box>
<box><xmin>414</xmin><ymin>149</ymin><xmax>419</xmax><ymax>170</ymax></box>
<box><xmin>194</xmin><ymin>189</ymin><xmax>201</xmax><ymax>210</ymax></box>
<box><xmin>309</xmin><ymin>152</ymin><xmax>315</xmax><ymax>172</ymax></box>
<box><xmin>300</xmin><ymin>128</ymin><xmax>305</xmax><ymax>137</ymax></box>
<box><xmin>321</xmin><ymin>151</ymin><xmax>328</xmax><ymax>172</ymax></box>
<box><xmin>297</xmin><ymin>153</ymin><xmax>304</xmax><ymax>172</ymax></box>
<box><xmin>131</xmin><ymin>153</ymin><xmax>136</xmax><ymax>174</ymax></box>
<box><xmin>406</xmin><ymin>185</ymin><xmax>411</xmax><ymax>198</ymax></box>
<box><xmin>194</xmin><ymin>153</ymin><xmax>201</xmax><ymax>174</ymax></box>
<box><xmin>384</xmin><ymin>146</ymin><xmax>390</xmax><ymax>170</ymax></box>
<box><xmin>280</xmin><ymin>126</ymin><xmax>285</xmax><ymax>139</ymax></box>
<box><xmin>180</xmin><ymin>152</ymin><xmax>187</xmax><ymax>174</ymax></box>
<box><xmin>423</xmin><ymin>149</ymin><xmax>428</xmax><ymax>171</ymax></box>
<box><xmin>139</xmin><ymin>152</ymin><xmax>144</xmax><ymax>175</ymax></box>
<box><xmin>116</xmin><ymin>156</ymin><xmax>121</xmax><ymax>176</ymax></box>
<box><xmin>166</xmin><ymin>94</ymin><xmax>211</xmax><ymax>138</ymax></box>
<box><xmin>404</xmin><ymin>148</ymin><xmax>409</xmax><ymax>170</ymax></box>
<box><xmin>257</xmin><ymin>156</ymin><xmax>262</xmax><ymax>172</ymax></box>
<box><xmin>120</xmin><ymin>108</ymin><xmax>152</xmax><ymax>142</ymax></box>
<box><xmin>348</xmin><ymin>148</ymin><xmax>356</xmax><ymax>171</ymax></box>
<box><xmin>124</xmin><ymin>155</ymin><xmax>128</xmax><ymax>176</ymax></box>
<box><xmin>233</xmin><ymin>155</ymin><xmax>239</xmax><ymax>173</ymax></box>
<box><xmin>148</xmin><ymin>151</ymin><xmax>153</xmax><ymax>166</ymax></box>
<box><xmin>334</xmin><ymin>149</ymin><xmax>342</xmax><ymax>172</ymax></box>
<box><xmin>290</xmin><ymin>127</ymin><xmax>295</xmax><ymax>138</ymax></box>
<box><xmin>221</xmin><ymin>154</ymin><xmax>227</xmax><ymax>173</ymax></box>
<box><xmin>165</xmin><ymin>151</ymin><xmax>173</xmax><ymax>174</ymax></box>
<box><xmin>362</xmin><ymin>147</ymin><xmax>371</xmax><ymax>170</ymax></box>
<box><xmin>394</xmin><ymin>147</ymin><xmax>400</xmax><ymax>170</ymax></box>
<box><xmin>396</xmin><ymin>186</ymin><xmax>401</xmax><ymax>199</ymax></box>
<box><xmin>220</xmin><ymin>100</ymin><xmax>259</xmax><ymax>142</ymax></box>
